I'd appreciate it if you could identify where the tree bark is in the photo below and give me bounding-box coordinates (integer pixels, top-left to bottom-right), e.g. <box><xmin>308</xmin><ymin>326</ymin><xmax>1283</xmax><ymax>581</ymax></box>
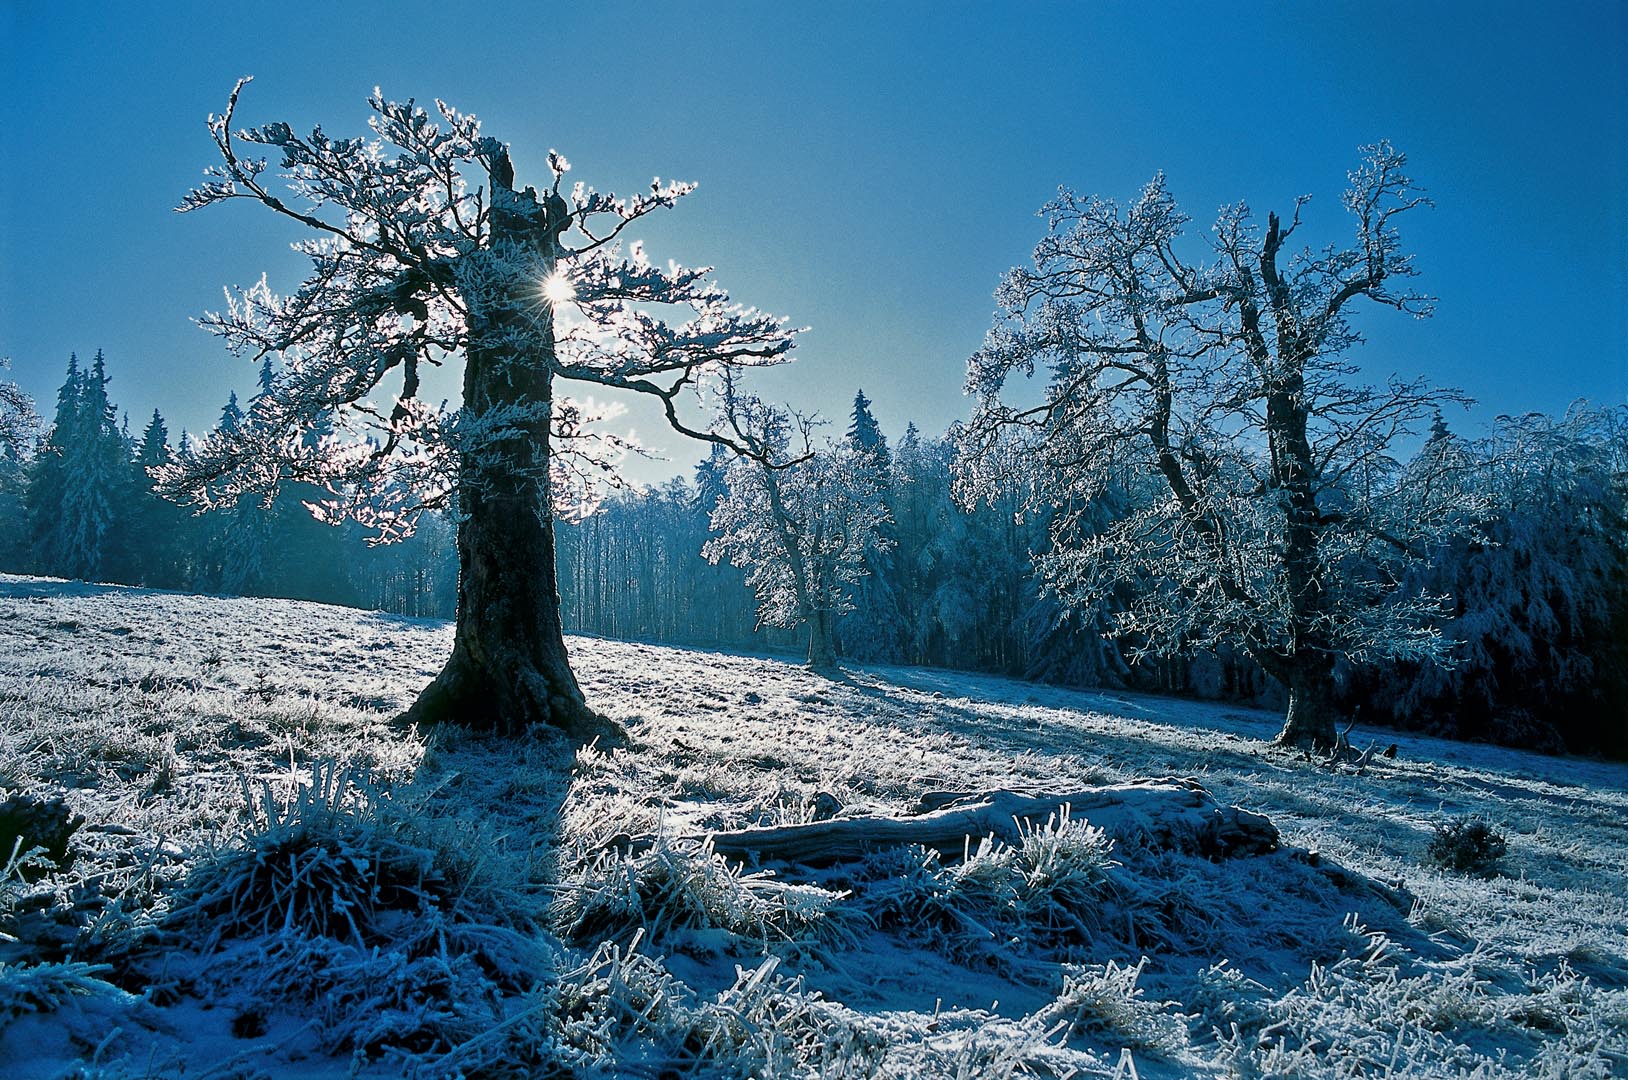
<box><xmin>807</xmin><ymin>607</ymin><xmax>837</xmax><ymax>669</ymax></box>
<box><xmin>402</xmin><ymin>156</ymin><xmax>616</xmax><ymax>742</ymax></box>
<box><xmin>1274</xmin><ymin>655</ymin><xmax>1339</xmax><ymax>751</ymax></box>
<box><xmin>1262</xmin><ymin>335</ymin><xmax>1342</xmax><ymax>752</ymax></box>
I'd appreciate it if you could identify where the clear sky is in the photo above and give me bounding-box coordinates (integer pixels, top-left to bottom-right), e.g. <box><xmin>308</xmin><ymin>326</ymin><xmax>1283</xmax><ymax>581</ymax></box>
<box><xmin>2</xmin><ymin>1</ymin><xmax>1624</xmax><ymax>484</ymax></box>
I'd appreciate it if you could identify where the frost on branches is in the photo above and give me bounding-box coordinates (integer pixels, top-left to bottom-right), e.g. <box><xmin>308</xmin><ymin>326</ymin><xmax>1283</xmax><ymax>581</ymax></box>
<box><xmin>704</xmin><ymin>387</ymin><xmax>892</xmax><ymax>669</ymax></box>
<box><xmin>957</xmin><ymin>143</ymin><xmax>1475</xmax><ymax>750</ymax></box>
<box><xmin>158</xmin><ymin>79</ymin><xmax>798</xmax><ymax>737</ymax></box>
<box><xmin>0</xmin><ymin>359</ymin><xmax>40</xmax><ymax>461</ymax></box>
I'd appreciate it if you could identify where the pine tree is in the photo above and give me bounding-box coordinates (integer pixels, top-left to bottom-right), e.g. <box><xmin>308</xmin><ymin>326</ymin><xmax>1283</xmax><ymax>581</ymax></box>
<box><xmin>209</xmin><ymin>391</ymin><xmax>269</xmax><ymax>595</ymax></box>
<box><xmin>846</xmin><ymin>389</ymin><xmax>890</xmax><ymax>468</ymax></box>
<box><xmin>27</xmin><ymin>352</ymin><xmax>128</xmax><ymax>580</ymax></box>
<box><xmin>837</xmin><ymin>389</ymin><xmax>901</xmax><ymax>660</ymax></box>
<box><xmin>265</xmin><ymin>406</ymin><xmax>357</xmax><ymax>605</ymax></box>
<box><xmin>121</xmin><ymin>409</ymin><xmax>193</xmax><ymax>587</ymax></box>
<box><xmin>25</xmin><ymin>355</ymin><xmax>80</xmax><ymax>572</ymax></box>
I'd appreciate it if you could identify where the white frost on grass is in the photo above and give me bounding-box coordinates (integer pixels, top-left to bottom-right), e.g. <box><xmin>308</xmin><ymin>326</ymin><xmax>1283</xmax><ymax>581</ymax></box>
<box><xmin>0</xmin><ymin>573</ymin><xmax>1624</xmax><ymax>1078</ymax></box>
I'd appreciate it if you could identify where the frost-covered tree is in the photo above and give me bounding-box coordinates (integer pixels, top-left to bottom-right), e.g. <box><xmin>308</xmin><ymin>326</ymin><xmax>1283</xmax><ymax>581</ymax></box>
<box><xmin>0</xmin><ymin>359</ymin><xmax>39</xmax><ymax>462</ymax></box>
<box><xmin>1362</xmin><ymin>406</ymin><xmax>1628</xmax><ymax>754</ymax></box>
<box><xmin>28</xmin><ymin>352</ymin><xmax>129</xmax><ymax>581</ymax></box>
<box><xmin>959</xmin><ymin>144</ymin><xmax>1471</xmax><ymax>749</ymax></box>
<box><xmin>838</xmin><ymin>389</ymin><xmax>902</xmax><ymax>660</ymax></box>
<box><xmin>159</xmin><ymin>80</ymin><xmax>797</xmax><ymax>736</ymax></box>
<box><xmin>704</xmin><ymin>394</ymin><xmax>891</xmax><ymax>668</ymax></box>
<box><xmin>0</xmin><ymin>360</ymin><xmax>40</xmax><ymax>570</ymax></box>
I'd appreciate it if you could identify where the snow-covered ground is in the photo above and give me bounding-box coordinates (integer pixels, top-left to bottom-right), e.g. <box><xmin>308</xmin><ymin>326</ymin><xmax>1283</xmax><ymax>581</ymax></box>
<box><xmin>1</xmin><ymin>574</ymin><xmax>1624</xmax><ymax>1077</ymax></box>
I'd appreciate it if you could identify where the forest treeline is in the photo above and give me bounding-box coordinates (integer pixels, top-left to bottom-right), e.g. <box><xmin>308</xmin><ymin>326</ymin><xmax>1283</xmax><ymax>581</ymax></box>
<box><xmin>2</xmin><ymin>353</ymin><xmax>1625</xmax><ymax>757</ymax></box>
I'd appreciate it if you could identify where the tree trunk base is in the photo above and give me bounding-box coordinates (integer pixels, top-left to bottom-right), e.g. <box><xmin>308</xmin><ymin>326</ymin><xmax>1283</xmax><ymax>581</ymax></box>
<box><xmin>400</xmin><ymin>648</ymin><xmax>625</xmax><ymax>745</ymax></box>
<box><xmin>670</xmin><ymin>779</ymin><xmax>1277</xmax><ymax>867</ymax></box>
<box><xmin>1272</xmin><ymin>680</ymin><xmax>1340</xmax><ymax>752</ymax></box>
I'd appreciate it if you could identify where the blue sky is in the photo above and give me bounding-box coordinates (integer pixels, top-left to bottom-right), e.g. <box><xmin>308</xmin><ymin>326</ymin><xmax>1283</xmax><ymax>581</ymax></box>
<box><xmin>2</xmin><ymin>1</ymin><xmax>1623</xmax><ymax>482</ymax></box>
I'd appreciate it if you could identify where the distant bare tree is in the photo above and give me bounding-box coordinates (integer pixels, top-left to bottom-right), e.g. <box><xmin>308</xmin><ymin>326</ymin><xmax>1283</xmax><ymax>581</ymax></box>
<box><xmin>959</xmin><ymin>143</ymin><xmax>1472</xmax><ymax>749</ymax></box>
<box><xmin>705</xmin><ymin>389</ymin><xmax>891</xmax><ymax>669</ymax></box>
<box><xmin>0</xmin><ymin>359</ymin><xmax>39</xmax><ymax>459</ymax></box>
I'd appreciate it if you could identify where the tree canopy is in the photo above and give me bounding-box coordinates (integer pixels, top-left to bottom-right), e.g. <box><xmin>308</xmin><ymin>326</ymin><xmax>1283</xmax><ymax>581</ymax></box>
<box><xmin>957</xmin><ymin>143</ymin><xmax>1473</xmax><ymax>749</ymax></box>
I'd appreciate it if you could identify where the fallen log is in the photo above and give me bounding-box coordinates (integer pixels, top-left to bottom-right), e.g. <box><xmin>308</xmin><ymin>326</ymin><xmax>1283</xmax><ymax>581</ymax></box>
<box><xmin>703</xmin><ymin>778</ymin><xmax>1277</xmax><ymax>867</ymax></box>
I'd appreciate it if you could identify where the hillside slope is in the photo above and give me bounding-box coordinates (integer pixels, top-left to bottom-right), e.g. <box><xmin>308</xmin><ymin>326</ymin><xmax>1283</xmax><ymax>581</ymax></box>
<box><xmin>1</xmin><ymin>575</ymin><xmax>1625</xmax><ymax>1078</ymax></box>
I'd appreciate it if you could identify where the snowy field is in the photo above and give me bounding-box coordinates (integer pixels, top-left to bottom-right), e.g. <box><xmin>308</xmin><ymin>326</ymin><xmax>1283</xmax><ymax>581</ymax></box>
<box><xmin>1</xmin><ymin>573</ymin><xmax>1625</xmax><ymax>1078</ymax></box>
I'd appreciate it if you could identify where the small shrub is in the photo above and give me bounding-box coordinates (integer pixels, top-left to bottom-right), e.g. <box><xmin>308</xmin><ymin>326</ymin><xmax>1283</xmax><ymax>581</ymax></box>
<box><xmin>1427</xmin><ymin>817</ymin><xmax>1507</xmax><ymax>875</ymax></box>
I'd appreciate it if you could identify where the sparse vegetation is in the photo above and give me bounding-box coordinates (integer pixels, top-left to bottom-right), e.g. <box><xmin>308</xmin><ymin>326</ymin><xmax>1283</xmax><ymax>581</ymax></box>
<box><xmin>0</xmin><ymin>576</ymin><xmax>1624</xmax><ymax>1078</ymax></box>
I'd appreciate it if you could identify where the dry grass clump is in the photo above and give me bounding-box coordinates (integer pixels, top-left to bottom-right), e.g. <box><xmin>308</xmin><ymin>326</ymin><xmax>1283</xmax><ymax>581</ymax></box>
<box><xmin>171</xmin><ymin>763</ymin><xmax>442</xmax><ymax>945</ymax></box>
<box><xmin>863</xmin><ymin>810</ymin><xmax>1117</xmax><ymax>965</ymax></box>
<box><xmin>553</xmin><ymin>838</ymin><xmax>858</xmax><ymax>961</ymax></box>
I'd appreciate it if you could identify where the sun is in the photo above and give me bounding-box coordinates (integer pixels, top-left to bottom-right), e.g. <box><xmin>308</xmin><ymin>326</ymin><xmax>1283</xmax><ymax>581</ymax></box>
<box><xmin>541</xmin><ymin>270</ymin><xmax>576</xmax><ymax>305</ymax></box>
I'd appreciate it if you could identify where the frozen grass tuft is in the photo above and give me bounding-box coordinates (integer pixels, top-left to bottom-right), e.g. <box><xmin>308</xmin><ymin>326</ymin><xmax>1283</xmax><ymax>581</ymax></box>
<box><xmin>553</xmin><ymin>837</ymin><xmax>858</xmax><ymax>961</ymax></box>
<box><xmin>1040</xmin><ymin>957</ymin><xmax>1188</xmax><ymax>1056</ymax></box>
<box><xmin>865</xmin><ymin>810</ymin><xmax>1117</xmax><ymax>966</ymax></box>
<box><xmin>171</xmin><ymin>762</ymin><xmax>441</xmax><ymax>945</ymax></box>
<box><xmin>0</xmin><ymin>959</ymin><xmax>133</xmax><ymax>1022</ymax></box>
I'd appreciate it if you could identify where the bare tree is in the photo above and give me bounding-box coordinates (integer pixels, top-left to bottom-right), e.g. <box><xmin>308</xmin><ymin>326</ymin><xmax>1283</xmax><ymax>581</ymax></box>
<box><xmin>0</xmin><ymin>359</ymin><xmax>39</xmax><ymax>460</ymax></box>
<box><xmin>958</xmin><ymin>143</ymin><xmax>1471</xmax><ymax>749</ymax></box>
<box><xmin>159</xmin><ymin>79</ymin><xmax>797</xmax><ymax>737</ymax></box>
<box><xmin>704</xmin><ymin>390</ymin><xmax>890</xmax><ymax>669</ymax></box>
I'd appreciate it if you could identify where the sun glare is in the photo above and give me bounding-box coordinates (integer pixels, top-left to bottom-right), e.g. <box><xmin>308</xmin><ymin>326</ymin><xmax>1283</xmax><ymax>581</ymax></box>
<box><xmin>542</xmin><ymin>271</ymin><xmax>576</xmax><ymax>305</ymax></box>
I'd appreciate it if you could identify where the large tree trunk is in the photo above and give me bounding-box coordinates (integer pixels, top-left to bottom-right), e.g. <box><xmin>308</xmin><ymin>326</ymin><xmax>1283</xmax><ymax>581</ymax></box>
<box><xmin>1274</xmin><ymin>655</ymin><xmax>1339</xmax><ymax>750</ymax></box>
<box><xmin>1266</xmin><ymin>354</ymin><xmax>1341</xmax><ymax>752</ymax></box>
<box><xmin>402</xmin><ymin>155</ymin><xmax>614</xmax><ymax>742</ymax></box>
<box><xmin>807</xmin><ymin>607</ymin><xmax>836</xmax><ymax>669</ymax></box>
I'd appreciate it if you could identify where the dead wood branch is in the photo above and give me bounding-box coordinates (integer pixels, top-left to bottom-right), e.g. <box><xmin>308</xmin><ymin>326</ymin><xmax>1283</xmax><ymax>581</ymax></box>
<box><xmin>699</xmin><ymin>779</ymin><xmax>1278</xmax><ymax>867</ymax></box>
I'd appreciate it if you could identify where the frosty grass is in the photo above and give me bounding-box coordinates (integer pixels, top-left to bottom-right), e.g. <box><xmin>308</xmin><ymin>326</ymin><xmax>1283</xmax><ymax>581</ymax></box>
<box><xmin>1</xmin><ymin>574</ymin><xmax>1624</xmax><ymax>1077</ymax></box>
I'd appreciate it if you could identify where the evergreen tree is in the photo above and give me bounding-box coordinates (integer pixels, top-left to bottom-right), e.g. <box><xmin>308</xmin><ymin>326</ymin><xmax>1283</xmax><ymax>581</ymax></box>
<box><xmin>846</xmin><ymin>389</ymin><xmax>890</xmax><ymax>468</ymax></box>
<box><xmin>1355</xmin><ymin>406</ymin><xmax>1628</xmax><ymax>755</ymax></box>
<box><xmin>837</xmin><ymin>389</ymin><xmax>902</xmax><ymax>660</ymax></box>
<box><xmin>28</xmin><ymin>352</ymin><xmax>128</xmax><ymax>580</ymax></box>
<box><xmin>25</xmin><ymin>355</ymin><xmax>80</xmax><ymax>572</ymax></box>
<box><xmin>264</xmin><ymin>407</ymin><xmax>358</xmax><ymax>605</ymax></box>
<box><xmin>208</xmin><ymin>391</ymin><xmax>270</xmax><ymax>594</ymax></box>
<box><xmin>122</xmin><ymin>409</ymin><xmax>193</xmax><ymax>588</ymax></box>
